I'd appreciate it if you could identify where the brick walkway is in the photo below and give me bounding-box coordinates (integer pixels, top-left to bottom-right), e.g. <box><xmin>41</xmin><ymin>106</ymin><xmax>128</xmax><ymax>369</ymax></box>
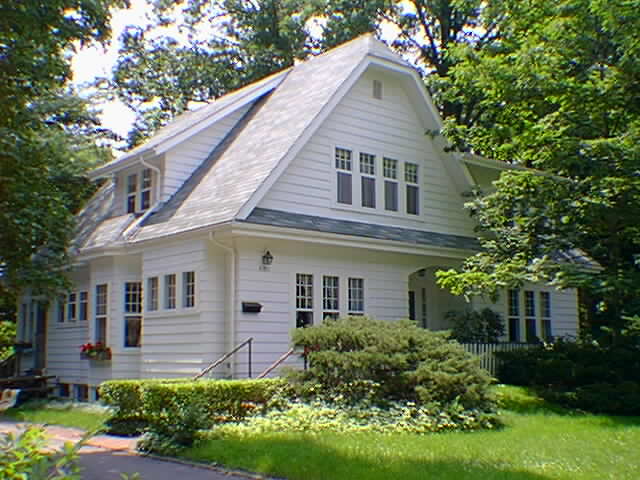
<box><xmin>0</xmin><ymin>420</ymin><xmax>270</xmax><ymax>479</ymax></box>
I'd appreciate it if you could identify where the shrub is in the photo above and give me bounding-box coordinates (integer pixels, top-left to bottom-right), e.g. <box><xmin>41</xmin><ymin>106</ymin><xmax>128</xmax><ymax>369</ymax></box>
<box><xmin>288</xmin><ymin>316</ymin><xmax>495</xmax><ymax>411</ymax></box>
<box><xmin>100</xmin><ymin>379</ymin><xmax>188</xmax><ymax>435</ymax></box>
<box><xmin>447</xmin><ymin>308</ymin><xmax>505</xmax><ymax>343</ymax></box>
<box><xmin>101</xmin><ymin>378</ymin><xmax>285</xmax><ymax>452</ymax></box>
<box><xmin>496</xmin><ymin>339</ymin><xmax>640</xmax><ymax>415</ymax></box>
<box><xmin>0</xmin><ymin>426</ymin><xmax>83</xmax><ymax>479</ymax></box>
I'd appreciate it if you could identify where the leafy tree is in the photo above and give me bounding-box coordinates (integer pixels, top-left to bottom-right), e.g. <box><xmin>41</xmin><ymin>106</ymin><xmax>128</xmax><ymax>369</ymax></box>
<box><xmin>436</xmin><ymin>0</ymin><xmax>640</xmax><ymax>338</ymax></box>
<box><xmin>111</xmin><ymin>0</ymin><xmax>313</xmax><ymax>145</ymax></box>
<box><xmin>0</xmin><ymin>1</ymin><xmax>123</xmax><ymax>303</ymax></box>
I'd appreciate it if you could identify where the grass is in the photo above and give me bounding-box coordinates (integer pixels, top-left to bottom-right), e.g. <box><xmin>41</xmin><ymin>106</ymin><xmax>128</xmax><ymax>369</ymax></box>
<box><xmin>183</xmin><ymin>386</ymin><xmax>640</xmax><ymax>480</ymax></box>
<box><xmin>1</xmin><ymin>400</ymin><xmax>109</xmax><ymax>431</ymax></box>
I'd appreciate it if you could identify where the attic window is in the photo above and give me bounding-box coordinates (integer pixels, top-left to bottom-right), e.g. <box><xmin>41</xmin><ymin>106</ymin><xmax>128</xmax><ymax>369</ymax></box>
<box><xmin>126</xmin><ymin>168</ymin><xmax>153</xmax><ymax>214</ymax></box>
<box><xmin>373</xmin><ymin>79</ymin><xmax>383</xmax><ymax>100</ymax></box>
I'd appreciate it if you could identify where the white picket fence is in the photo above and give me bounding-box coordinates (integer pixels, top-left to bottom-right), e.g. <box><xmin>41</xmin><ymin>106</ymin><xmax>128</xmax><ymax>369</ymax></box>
<box><xmin>461</xmin><ymin>342</ymin><xmax>534</xmax><ymax>376</ymax></box>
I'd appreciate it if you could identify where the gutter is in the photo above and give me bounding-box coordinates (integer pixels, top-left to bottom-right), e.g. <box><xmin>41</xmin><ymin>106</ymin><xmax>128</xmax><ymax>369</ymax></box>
<box><xmin>208</xmin><ymin>231</ymin><xmax>237</xmax><ymax>378</ymax></box>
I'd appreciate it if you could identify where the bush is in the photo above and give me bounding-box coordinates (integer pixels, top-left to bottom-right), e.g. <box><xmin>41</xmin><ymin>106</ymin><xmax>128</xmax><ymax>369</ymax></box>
<box><xmin>288</xmin><ymin>316</ymin><xmax>495</xmax><ymax>411</ymax></box>
<box><xmin>0</xmin><ymin>426</ymin><xmax>83</xmax><ymax>479</ymax></box>
<box><xmin>101</xmin><ymin>378</ymin><xmax>285</xmax><ymax>452</ymax></box>
<box><xmin>447</xmin><ymin>308</ymin><xmax>505</xmax><ymax>343</ymax></box>
<box><xmin>496</xmin><ymin>339</ymin><xmax>640</xmax><ymax>415</ymax></box>
<box><xmin>100</xmin><ymin>379</ymin><xmax>189</xmax><ymax>435</ymax></box>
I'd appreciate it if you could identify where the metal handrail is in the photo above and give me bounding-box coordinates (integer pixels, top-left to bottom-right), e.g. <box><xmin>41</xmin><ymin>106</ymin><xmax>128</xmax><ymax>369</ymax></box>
<box><xmin>257</xmin><ymin>347</ymin><xmax>295</xmax><ymax>379</ymax></box>
<box><xmin>193</xmin><ymin>337</ymin><xmax>253</xmax><ymax>380</ymax></box>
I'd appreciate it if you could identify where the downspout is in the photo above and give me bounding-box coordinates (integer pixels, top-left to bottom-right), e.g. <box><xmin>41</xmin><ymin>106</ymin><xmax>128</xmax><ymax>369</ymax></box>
<box><xmin>208</xmin><ymin>231</ymin><xmax>237</xmax><ymax>378</ymax></box>
<box><xmin>123</xmin><ymin>155</ymin><xmax>163</xmax><ymax>241</ymax></box>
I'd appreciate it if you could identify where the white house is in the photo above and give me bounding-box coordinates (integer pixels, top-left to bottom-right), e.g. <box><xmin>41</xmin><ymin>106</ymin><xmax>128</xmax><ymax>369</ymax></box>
<box><xmin>15</xmin><ymin>34</ymin><xmax>579</xmax><ymax>401</ymax></box>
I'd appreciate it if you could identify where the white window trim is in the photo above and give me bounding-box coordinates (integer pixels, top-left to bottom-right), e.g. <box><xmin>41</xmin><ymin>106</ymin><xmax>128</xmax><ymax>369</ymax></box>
<box><xmin>94</xmin><ymin>283</ymin><xmax>109</xmax><ymax>344</ymax></box>
<box><xmin>182</xmin><ymin>271</ymin><xmax>196</xmax><ymax>309</ymax></box>
<box><xmin>164</xmin><ymin>274</ymin><xmax>177</xmax><ymax>310</ymax></box>
<box><xmin>330</xmin><ymin>144</ymin><xmax>423</xmax><ymax>221</ymax></box>
<box><xmin>124</xmin><ymin>281</ymin><xmax>142</xmax><ymax>349</ymax></box>
<box><xmin>125</xmin><ymin>167</ymin><xmax>154</xmax><ymax>214</ymax></box>
<box><xmin>506</xmin><ymin>288</ymin><xmax>553</xmax><ymax>343</ymax></box>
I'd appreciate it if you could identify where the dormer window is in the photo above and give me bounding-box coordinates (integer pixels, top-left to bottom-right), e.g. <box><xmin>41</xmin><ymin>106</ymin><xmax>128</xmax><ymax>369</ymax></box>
<box><xmin>126</xmin><ymin>168</ymin><xmax>153</xmax><ymax>214</ymax></box>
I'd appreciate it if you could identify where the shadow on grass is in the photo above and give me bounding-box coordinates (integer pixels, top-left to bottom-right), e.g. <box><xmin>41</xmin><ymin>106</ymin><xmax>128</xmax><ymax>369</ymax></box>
<box><xmin>184</xmin><ymin>435</ymin><xmax>556</xmax><ymax>480</ymax></box>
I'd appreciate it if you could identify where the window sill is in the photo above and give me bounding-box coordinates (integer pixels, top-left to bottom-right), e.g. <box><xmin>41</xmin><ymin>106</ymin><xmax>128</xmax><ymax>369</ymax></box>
<box><xmin>331</xmin><ymin>202</ymin><xmax>422</xmax><ymax>222</ymax></box>
<box><xmin>144</xmin><ymin>308</ymin><xmax>199</xmax><ymax>318</ymax></box>
<box><xmin>55</xmin><ymin>323</ymin><xmax>89</xmax><ymax>329</ymax></box>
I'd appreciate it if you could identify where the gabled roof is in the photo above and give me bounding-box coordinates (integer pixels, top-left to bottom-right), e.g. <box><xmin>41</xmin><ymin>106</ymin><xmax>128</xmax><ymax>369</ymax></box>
<box><xmin>131</xmin><ymin>34</ymin><xmax>419</xmax><ymax>242</ymax></box>
<box><xmin>77</xmin><ymin>34</ymin><xmax>475</xmax><ymax>251</ymax></box>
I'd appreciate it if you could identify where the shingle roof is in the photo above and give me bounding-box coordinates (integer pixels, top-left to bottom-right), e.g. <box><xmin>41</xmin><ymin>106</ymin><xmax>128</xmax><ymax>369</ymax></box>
<box><xmin>132</xmin><ymin>34</ymin><xmax>409</xmax><ymax>242</ymax></box>
<box><xmin>243</xmin><ymin>208</ymin><xmax>479</xmax><ymax>250</ymax></box>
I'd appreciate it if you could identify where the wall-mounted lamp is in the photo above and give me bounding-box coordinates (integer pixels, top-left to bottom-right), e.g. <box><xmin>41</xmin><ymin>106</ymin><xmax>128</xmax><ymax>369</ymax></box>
<box><xmin>262</xmin><ymin>250</ymin><xmax>273</xmax><ymax>266</ymax></box>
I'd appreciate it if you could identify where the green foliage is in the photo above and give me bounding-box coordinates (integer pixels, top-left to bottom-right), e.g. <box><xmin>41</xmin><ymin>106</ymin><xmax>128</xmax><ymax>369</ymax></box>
<box><xmin>436</xmin><ymin>0</ymin><xmax>640</xmax><ymax>335</ymax></box>
<box><xmin>0</xmin><ymin>320</ymin><xmax>16</xmax><ymax>361</ymax></box>
<box><xmin>496</xmin><ymin>339</ymin><xmax>640</xmax><ymax>415</ymax></box>
<box><xmin>209</xmin><ymin>397</ymin><xmax>498</xmax><ymax>437</ymax></box>
<box><xmin>447</xmin><ymin>308</ymin><xmax>505</xmax><ymax>343</ymax></box>
<box><xmin>99</xmin><ymin>378</ymin><xmax>189</xmax><ymax>435</ymax></box>
<box><xmin>0</xmin><ymin>0</ymin><xmax>121</xmax><ymax>300</ymax></box>
<box><xmin>0</xmin><ymin>426</ymin><xmax>83</xmax><ymax>479</ymax></box>
<box><xmin>4</xmin><ymin>400</ymin><xmax>109</xmax><ymax>431</ymax></box>
<box><xmin>288</xmin><ymin>316</ymin><xmax>495</xmax><ymax>410</ymax></box>
<box><xmin>100</xmin><ymin>378</ymin><xmax>284</xmax><ymax>449</ymax></box>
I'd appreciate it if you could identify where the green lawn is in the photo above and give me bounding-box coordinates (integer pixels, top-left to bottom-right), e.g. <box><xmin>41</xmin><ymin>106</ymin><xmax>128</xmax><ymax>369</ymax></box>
<box><xmin>1</xmin><ymin>400</ymin><xmax>109</xmax><ymax>431</ymax></box>
<box><xmin>183</xmin><ymin>387</ymin><xmax>640</xmax><ymax>480</ymax></box>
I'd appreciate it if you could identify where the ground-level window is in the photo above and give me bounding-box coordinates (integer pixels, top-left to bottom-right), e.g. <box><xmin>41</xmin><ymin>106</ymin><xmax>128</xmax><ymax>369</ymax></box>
<box><xmin>348</xmin><ymin>278</ymin><xmax>364</xmax><ymax>315</ymax></box>
<box><xmin>95</xmin><ymin>284</ymin><xmax>108</xmax><ymax>344</ymax></box>
<box><xmin>183</xmin><ymin>271</ymin><xmax>195</xmax><ymax>308</ymax></box>
<box><xmin>57</xmin><ymin>296</ymin><xmax>65</xmax><ymax>323</ymax></box>
<box><xmin>75</xmin><ymin>384</ymin><xmax>89</xmax><ymax>402</ymax></box>
<box><xmin>408</xmin><ymin>291</ymin><xmax>416</xmax><ymax>320</ymax></box>
<box><xmin>164</xmin><ymin>274</ymin><xmax>176</xmax><ymax>310</ymax></box>
<box><xmin>58</xmin><ymin>383</ymin><xmax>70</xmax><ymax>398</ymax></box>
<box><xmin>296</xmin><ymin>273</ymin><xmax>313</xmax><ymax>328</ymax></box>
<box><xmin>322</xmin><ymin>275</ymin><xmax>339</xmax><ymax>321</ymax></box>
<box><xmin>124</xmin><ymin>282</ymin><xmax>142</xmax><ymax>347</ymax></box>
<box><xmin>524</xmin><ymin>290</ymin><xmax>537</xmax><ymax>342</ymax></box>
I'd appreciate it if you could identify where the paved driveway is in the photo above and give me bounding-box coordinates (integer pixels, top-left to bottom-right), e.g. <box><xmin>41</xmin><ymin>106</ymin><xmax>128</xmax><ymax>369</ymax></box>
<box><xmin>0</xmin><ymin>420</ymin><xmax>265</xmax><ymax>480</ymax></box>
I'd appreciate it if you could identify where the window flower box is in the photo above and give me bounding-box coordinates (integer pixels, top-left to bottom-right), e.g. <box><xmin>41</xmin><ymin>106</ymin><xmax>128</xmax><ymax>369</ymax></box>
<box><xmin>80</xmin><ymin>343</ymin><xmax>112</xmax><ymax>361</ymax></box>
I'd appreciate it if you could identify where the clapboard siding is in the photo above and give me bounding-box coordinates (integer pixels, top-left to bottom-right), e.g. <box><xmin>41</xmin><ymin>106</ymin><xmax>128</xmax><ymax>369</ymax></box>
<box><xmin>162</xmin><ymin>103</ymin><xmax>253</xmax><ymax>202</ymax></box>
<box><xmin>259</xmin><ymin>68</ymin><xmax>475</xmax><ymax>237</ymax></box>
<box><xmin>137</xmin><ymin>237</ymin><xmax>226</xmax><ymax>377</ymax></box>
<box><xmin>232</xmin><ymin>237</ymin><xmax>433</xmax><ymax>377</ymax></box>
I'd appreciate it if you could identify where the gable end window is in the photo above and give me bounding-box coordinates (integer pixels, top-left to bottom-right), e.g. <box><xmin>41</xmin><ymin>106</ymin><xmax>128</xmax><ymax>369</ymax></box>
<box><xmin>335</xmin><ymin>147</ymin><xmax>353</xmax><ymax>205</ymax></box>
<box><xmin>360</xmin><ymin>153</ymin><xmax>376</xmax><ymax>208</ymax></box>
<box><xmin>405</xmin><ymin>162</ymin><xmax>419</xmax><ymax>215</ymax></box>
<box><xmin>383</xmin><ymin>157</ymin><xmax>398</xmax><ymax>212</ymax></box>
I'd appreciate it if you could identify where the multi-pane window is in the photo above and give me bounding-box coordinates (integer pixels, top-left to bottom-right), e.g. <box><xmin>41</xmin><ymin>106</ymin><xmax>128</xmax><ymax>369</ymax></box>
<box><xmin>383</xmin><ymin>157</ymin><xmax>398</xmax><ymax>212</ymax></box>
<box><xmin>348</xmin><ymin>278</ymin><xmax>364</xmax><ymax>314</ymax></box>
<box><xmin>405</xmin><ymin>162</ymin><xmax>419</xmax><ymax>215</ymax></box>
<box><xmin>141</xmin><ymin>168</ymin><xmax>152</xmax><ymax>210</ymax></box>
<box><xmin>524</xmin><ymin>290</ymin><xmax>537</xmax><ymax>342</ymax></box>
<box><xmin>508</xmin><ymin>289</ymin><xmax>520</xmax><ymax>342</ymax></box>
<box><xmin>124</xmin><ymin>282</ymin><xmax>142</xmax><ymax>347</ymax></box>
<box><xmin>67</xmin><ymin>293</ymin><xmax>77</xmax><ymax>322</ymax></box>
<box><xmin>183</xmin><ymin>271</ymin><xmax>195</xmax><ymax>308</ymax></box>
<box><xmin>164</xmin><ymin>274</ymin><xmax>176</xmax><ymax>309</ymax></box>
<box><xmin>57</xmin><ymin>296</ymin><xmax>65</xmax><ymax>323</ymax></box>
<box><xmin>360</xmin><ymin>153</ymin><xmax>376</xmax><ymax>208</ymax></box>
<box><xmin>147</xmin><ymin>277</ymin><xmax>158</xmax><ymax>311</ymax></box>
<box><xmin>79</xmin><ymin>291</ymin><xmax>88</xmax><ymax>321</ymax></box>
<box><xmin>95</xmin><ymin>284</ymin><xmax>108</xmax><ymax>344</ymax></box>
<box><xmin>126</xmin><ymin>169</ymin><xmax>153</xmax><ymax>213</ymax></box>
<box><xmin>335</xmin><ymin>147</ymin><xmax>352</xmax><ymax>205</ymax></box>
<box><xmin>322</xmin><ymin>276</ymin><xmax>339</xmax><ymax>320</ymax></box>
<box><xmin>126</xmin><ymin>174</ymin><xmax>137</xmax><ymax>214</ymax></box>
<box><xmin>296</xmin><ymin>274</ymin><xmax>313</xmax><ymax>328</ymax></box>
<box><xmin>540</xmin><ymin>292</ymin><xmax>552</xmax><ymax>341</ymax></box>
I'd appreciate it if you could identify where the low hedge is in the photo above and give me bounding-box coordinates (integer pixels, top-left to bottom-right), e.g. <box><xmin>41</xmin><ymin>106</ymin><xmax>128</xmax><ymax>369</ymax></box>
<box><xmin>99</xmin><ymin>378</ymin><xmax>285</xmax><ymax>436</ymax></box>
